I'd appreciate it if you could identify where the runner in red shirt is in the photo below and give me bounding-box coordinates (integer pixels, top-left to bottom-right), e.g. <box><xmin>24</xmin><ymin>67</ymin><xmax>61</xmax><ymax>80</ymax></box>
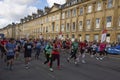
<box><xmin>0</xmin><ymin>38</ymin><xmax>8</xmax><ymax>60</ymax></box>
<box><xmin>77</xmin><ymin>40</ymin><xmax>87</xmax><ymax>64</ymax></box>
<box><xmin>49</xmin><ymin>40</ymin><xmax>60</xmax><ymax>72</ymax></box>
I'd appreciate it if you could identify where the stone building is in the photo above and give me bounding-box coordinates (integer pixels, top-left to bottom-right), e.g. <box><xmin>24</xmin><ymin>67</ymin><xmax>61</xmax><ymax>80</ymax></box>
<box><xmin>1</xmin><ymin>0</ymin><xmax>120</xmax><ymax>42</ymax></box>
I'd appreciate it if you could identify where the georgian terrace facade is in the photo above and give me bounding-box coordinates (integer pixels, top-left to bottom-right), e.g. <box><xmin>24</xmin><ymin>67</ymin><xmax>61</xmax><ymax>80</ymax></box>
<box><xmin>1</xmin><ymin>0</ymin><xmax>120</xmax><ymax>42</ymax></box>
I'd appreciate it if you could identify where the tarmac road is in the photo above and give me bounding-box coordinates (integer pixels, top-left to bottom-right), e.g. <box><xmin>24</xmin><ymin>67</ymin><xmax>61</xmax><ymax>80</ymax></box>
<box><xmin>0</xmin><ymin>52</ymin><xmax>120</xmax><ymax>80</ymax></box>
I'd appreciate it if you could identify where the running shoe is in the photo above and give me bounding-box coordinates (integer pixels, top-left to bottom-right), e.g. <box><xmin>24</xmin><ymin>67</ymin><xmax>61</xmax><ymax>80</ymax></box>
<box><xmin>100</xmin><ymin>57</ymin><xmax>103</xmax><ymax>60</ymax></box>
<box><xmin>49</xmin><ymin>68</ymin><xmax>53</xmax><ymax>72</ymax></box>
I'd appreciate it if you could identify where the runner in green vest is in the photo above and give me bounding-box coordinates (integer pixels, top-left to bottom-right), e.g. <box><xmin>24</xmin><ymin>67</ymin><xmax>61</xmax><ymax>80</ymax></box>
<box><xmin>67</xmin><ymin>39</ymin><xmax>79</xmax><ymax>64</ymax></box>
<box><xmin>44</xmin><ymin>41</ymin><xmax>53</xmax><ymax>65</ymax></box>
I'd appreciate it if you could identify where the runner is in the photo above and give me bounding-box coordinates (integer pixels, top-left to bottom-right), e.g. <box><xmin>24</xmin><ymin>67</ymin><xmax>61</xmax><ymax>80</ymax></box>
<box><xmin>44</xmin><ymin>41</ymin><xmax>53</xmax><ymax>65</ymax></box>
<box><xmin>96</xmin><ymin>41</ymin><xmax>106</xmax><ymax>60</ymax></box>
<box><xmin>35</xmin><ymin>39</ymin><xmax>41</xmax><ymax>60</ymax></box>
<box><xmin>91</xmin><ymin>42</ymin><xmax>97</xmax><ymax>58</ymax></box>
<box><xmin>0</xmin><ymin>38</ymin><xmax>8</xmax><ymax>62</ymax></box>
<box><xmin>67</xmin><ymin>39</ymin><xmax>79</xmax><ymax>64</ymax></box>
<box><xmin>4</xmin><ymin>38</ymin><xmax>17</xmax><ymax>70</ymax></box>
<box><xmin>78</xmin><ymin>40</ymin><xmax>87</xmax><ymax>64</ymax></box>
<box><xmin>49</xmin><ymin>40</ymin><xmax>60</xmax><ymax>72</ymax></box>
<box><xmin>23</xmin><ymin>39</ymin><xmax>33</xmax><ymax>69</ymax></box>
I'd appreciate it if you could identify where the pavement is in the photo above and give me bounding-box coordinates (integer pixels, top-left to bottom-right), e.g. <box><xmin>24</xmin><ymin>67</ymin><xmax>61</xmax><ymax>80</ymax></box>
<box><xmin>0</xmin><ymin>52</ymin><xmax>120</xmax><ymax>80</ymax></box>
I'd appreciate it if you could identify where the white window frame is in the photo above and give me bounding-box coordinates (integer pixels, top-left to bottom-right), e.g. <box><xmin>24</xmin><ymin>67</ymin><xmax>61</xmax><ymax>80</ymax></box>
<box><xmin>88</xmin><ymin>5</ymin><xmax>92</xmax><ymax>13</ymax></box>
<box><xmin>72</xmin><ymin>8</ymin><xmax>76</xmax><ymax>17</ymax></box>
<box><xmin>80</xmin><ymin>7</ymin><xmax>83</xmax><ymax>15</ymax></box>
<box><xmin>66</xmin><ymin>23</ymin><xmax>70</xmax><ymax>32</ymax></box>
<box><xmin>85</xmin><ymin>35</ymin><xmax>90</xmax><ymax>42</ymax></box>
<box><xmin>107</xmin><ymin>0</ymin><xmax>113</xmax><ymax>8</ymax></box>
<box><xmin>106</xmin><ymin>16</ymin><xmax>112</xmax><ymax>27</ymax></box>
<box><xmin>61</xmin><ymin>24</ymin><xmax>64</xmax><ymax>32</ymax></box>
<box><xmin>86</xmin><ymin>20</ymin><xmax>91</xmax><ymax>29</ymax></box>
<box><xmin>68</xmin><ymin>10</ymin><xmax>71</xmax><ymax>17</ymax></box>
<box><xmin>106</xmin><ymin>36</ymin><xmax>110</xmax><ymax>42</ymax></box>
<box><xmin>79</xmin><ymin>21</ymin><xmax>83</xmax><ymax>30</ymax></box>
<box><xmin>96</xmin><ymin>18</ymin><xmax>100</xmax><ymax>28</ymax></box>
<box><xmin>94</xmin><ymin>34</ymin><xmax>99</xmax><ymax>42</ymax></box>
<box><xmin>97</xmin><ymin>2</ymin><xmax>101</xmax><ymax>11</ymax></box>
<box><xmin>72</xmin><ymin>22</ymin><xmax>76</xmax><ymax>31</ymax></box>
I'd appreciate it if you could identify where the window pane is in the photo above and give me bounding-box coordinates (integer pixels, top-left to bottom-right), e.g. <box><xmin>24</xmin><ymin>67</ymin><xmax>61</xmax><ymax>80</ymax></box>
<box><xmin>68</xmin><ymin>10</ymin><xmax>71</xmax><ymax>17</ymax></box>
<box><xmin>61</xmin><ymin>24</ymin><xmax>64</xmax><ymax>32</ymax></box>
<box><xmin>80</xmin><ymin>7</ymin><xmax>83</xmax><ymax>15</ymax></box>
<box><xmin>85</xmin><ymin>35</ymin><xmax>90</xmax><ymax>42</ymax></box>
<box><xmin>96</xmin><ymin>18</ymin><xmax>100</xmax><ymax>28</ymax></box>
<box><xmin>88</xmin><ymin>5</ymin><xmax>92</xmax><ymax>13</ymax></box>
<box><xmin>66</xmin><ymin>23</ymin><xmax>70</xmax><ymax>32</ymax></box>
<box><xmin>79</xmin><ymin>21</ymin><xmax>83</xmax><ymax>30</ymax></box>
<box><xmin>106</xmin><ymin>16</ymin><xmax>112</xmax><ymax>27</ymax></box>
<box><xmin>97</xmin><ymin>2</ymin><xmax>101</xmax><ymax>11</ymax></box>
<box><xmin>72</xmin><ymin>22</ymin><xmax>76</xmax><ymax>31</ymax></box>
<box><xmin>86</xmin><ymin>20</ymin><xmax>91</xmax><ymax>29</ymax></box>
<box><xmin>107</xmin><ymin>0</ymin><xmax>113</xmax><ymax>8</ymax></box>
<box><xmin>73</xmin><ymin>8</ymin><xmax>76</xmax><ymax>16</ymax></box>
<box><xmin>94</xmin><ymin>34</ymin><xmax>99</xmax><ymax>42</ymax></box>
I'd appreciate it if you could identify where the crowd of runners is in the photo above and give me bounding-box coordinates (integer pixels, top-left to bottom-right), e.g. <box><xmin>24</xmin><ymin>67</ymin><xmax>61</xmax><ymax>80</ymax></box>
<box><xmin>0</xmin><ymin>37</ymin><xmax>120</xmax><ymax>72</ymax></box>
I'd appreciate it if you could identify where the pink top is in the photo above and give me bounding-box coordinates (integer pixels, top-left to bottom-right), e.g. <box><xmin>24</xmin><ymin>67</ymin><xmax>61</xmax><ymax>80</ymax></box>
<box><xmin>99</xmin><ymin>43</ymin><xmax>106</xmax><ymax>51</ymax></box>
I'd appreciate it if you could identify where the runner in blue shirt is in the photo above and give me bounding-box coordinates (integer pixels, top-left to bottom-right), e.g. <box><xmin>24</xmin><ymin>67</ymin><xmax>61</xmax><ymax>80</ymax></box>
<box><xmin>35</xmin><ymin>40</ymin><xmax>41</xmax><ymax>60</ymax></box>
<box><xmin>4</xmin><ymin>38</ymin><xmax>17</xmax><ymax>70</ymax></box>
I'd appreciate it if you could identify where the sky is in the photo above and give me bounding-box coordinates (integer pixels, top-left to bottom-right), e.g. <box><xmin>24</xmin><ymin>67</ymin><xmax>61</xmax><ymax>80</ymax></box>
<box><xmin>0</xmin><ymin>0</ymin><xmax>66</xmax><ymax>28</ymax></box>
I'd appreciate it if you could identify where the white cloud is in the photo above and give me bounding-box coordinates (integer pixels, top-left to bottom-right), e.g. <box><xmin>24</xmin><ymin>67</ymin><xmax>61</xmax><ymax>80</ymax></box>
<box><xmin>0</xmin><ymin>0</ymin><xmax>66</xmax><ymax>28</ymax></box>
<box><xmin>0</xmin><ymin>0</ymin><xmax>38</xmax><ymax>28</ymax></box>
<box><xmin>47</xmin><ymin>0</ymin><xmax>66</xmax><ymax>7</ymax></box>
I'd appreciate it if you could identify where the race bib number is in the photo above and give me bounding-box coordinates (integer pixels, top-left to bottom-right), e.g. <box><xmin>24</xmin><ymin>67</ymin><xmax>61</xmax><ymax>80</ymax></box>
<box><xmin>27</xmin><ymin>45</ymin><xmax>31</xmax><ymax>49</ymax></box>
<box><xmin>8</xmin><ymin>49</ymin><xmax>13</xmax><ymax>52</ymax></box>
